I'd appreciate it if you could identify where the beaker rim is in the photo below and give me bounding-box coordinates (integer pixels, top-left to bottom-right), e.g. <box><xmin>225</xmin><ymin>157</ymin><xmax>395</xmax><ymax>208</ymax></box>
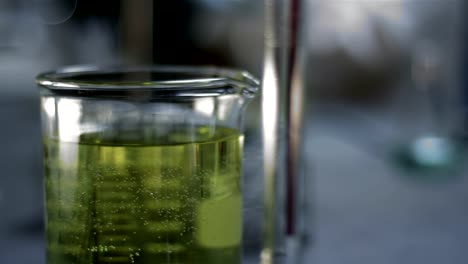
<box><xmin>36</xmin><ymin>65</ymin><xmax>259</xmax><ymax>99</ymax></box>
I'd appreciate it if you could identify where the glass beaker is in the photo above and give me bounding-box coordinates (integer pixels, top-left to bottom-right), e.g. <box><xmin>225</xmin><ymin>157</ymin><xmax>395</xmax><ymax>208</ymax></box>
<box><xmin>36</xmin><ymin>65</ymin><xmax>259</xmax><ymax>264</ymax></box>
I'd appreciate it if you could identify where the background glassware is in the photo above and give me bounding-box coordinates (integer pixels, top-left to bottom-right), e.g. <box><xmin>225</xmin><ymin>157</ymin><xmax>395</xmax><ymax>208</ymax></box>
<box><xmin>392</xmin><ymin>0</ymin><xmax>464</xmax><ymax>172</ymax></box>
<box><xmin>261</xmin><ymin>0</ymin><xmax>310</xmax><ymax>263</ymax></box>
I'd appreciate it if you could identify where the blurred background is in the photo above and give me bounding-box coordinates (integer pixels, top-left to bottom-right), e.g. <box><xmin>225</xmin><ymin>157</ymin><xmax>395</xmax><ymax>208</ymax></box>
<box><xmin>1</xmin><ymin>0</ymin><xmax>468</xmax><ymax>263</ymax></box>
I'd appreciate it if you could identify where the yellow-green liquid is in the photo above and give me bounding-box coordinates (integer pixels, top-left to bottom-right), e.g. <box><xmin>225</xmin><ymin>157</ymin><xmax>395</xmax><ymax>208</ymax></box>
<box><xmin>44</xmin><ymin>127</ymin><xmax>242</xmax><ymax>264</ymax></box>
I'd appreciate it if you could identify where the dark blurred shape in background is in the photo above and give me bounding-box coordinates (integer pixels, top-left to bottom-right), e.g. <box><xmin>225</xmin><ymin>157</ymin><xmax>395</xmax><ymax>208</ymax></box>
<box><xmin>1</xmin><ymin>0</ymin><xmax>468</xmax><ymax>263</ymax></box>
